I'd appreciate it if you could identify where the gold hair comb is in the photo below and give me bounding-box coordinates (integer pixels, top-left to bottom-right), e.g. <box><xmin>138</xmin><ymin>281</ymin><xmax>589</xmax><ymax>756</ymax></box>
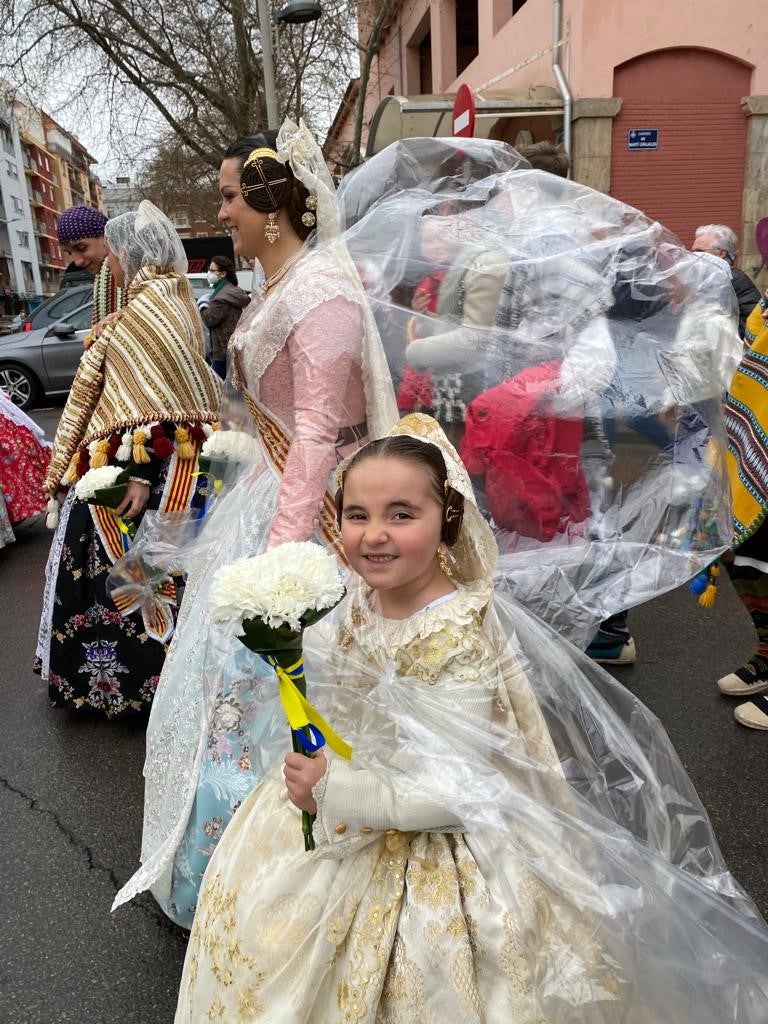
<box><xmin>244</xmin><ymin>147</ymin><xmax>279</xmax><ymax>167</ymax></box>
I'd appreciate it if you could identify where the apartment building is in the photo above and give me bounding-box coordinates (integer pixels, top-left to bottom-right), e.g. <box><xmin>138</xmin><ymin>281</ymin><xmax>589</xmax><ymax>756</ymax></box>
<box><xmin>0</xmin><ymin>93</ymin><xmax>105</xmax><ymax>310</ymax></box>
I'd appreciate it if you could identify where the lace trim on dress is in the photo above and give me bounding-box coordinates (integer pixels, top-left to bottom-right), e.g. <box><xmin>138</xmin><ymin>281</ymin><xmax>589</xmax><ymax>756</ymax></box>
<box><xmin>310</xmin><ymin>754</ymin><xmax>331</xmax><ymax>817</ymax></box>
<box><xmin>36</xmin><ymin>487</ymin><xmax>76</xmax><ymax>678</ymax></box>
<box><xmin>231</xmin><ymin>250</ymin><xmax>368</xmax><ymax>388</ymax></box>
<box><xmin>353</xmin><ymin>579</ymin><xmax>492</xmax><ymax>650</ymax></box>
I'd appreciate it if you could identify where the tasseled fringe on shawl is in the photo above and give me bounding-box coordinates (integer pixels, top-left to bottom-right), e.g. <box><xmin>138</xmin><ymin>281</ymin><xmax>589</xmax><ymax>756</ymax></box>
<box><xmin>91</xmin><ymin>438</ymin><xmax>110</xmax><ymax>468</ymax></box>
<box><xmin>132</xmin><ymin>430</ymin><xmax>151</xmax><ymax>464</ymax></box>
<box><xmin>45</xmin><ymin>497</ymin><xmax>60</xmax><ymax>530</ymax></box>
<box><xmin>61</xmin><ymin>451</ymin><xmax>80</xmax><ymax>485</ymax></box>
<box><xmin>58</xmin><ymin>420</ymin><xmax>219</xmax><ymax>487</ymax></box>
<box><xmin>174</xmin><ymin>427</ymin><xmax>195</xmax><ymax>460</ymax></box>
<box><xmin>116</xmin><ymin>431</ymin><xmax>133</xmax><ymax>461</ymax></box>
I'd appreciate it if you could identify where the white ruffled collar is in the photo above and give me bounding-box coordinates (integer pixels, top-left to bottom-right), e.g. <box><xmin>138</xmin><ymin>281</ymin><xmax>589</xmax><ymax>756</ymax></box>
<box><xmin>351</xmin><ymin>579</ymin><xmax>491</xmax><ymax>650</ymax></box>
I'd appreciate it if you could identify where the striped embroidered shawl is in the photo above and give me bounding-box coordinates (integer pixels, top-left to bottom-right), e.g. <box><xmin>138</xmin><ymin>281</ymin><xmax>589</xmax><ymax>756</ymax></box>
<box><xmin>725</xmin><ymin>298</ymin><xmax>768</xmax><ymax>545</ymax></box>
<box><xmin>46</xmin><ymin>266</ymin><xmax>221</xmax><ymax>495</ymax></box>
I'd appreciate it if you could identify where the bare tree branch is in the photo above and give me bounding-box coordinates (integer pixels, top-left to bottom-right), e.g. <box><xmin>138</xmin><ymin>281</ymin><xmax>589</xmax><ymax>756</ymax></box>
<box><xmin>0</xmin><ymin>0</ymin><xmax>359</xmax><ymax>174</ymax></box>
<box><xmin>350</xmin><ymin>0</ymin><xmax>397</xmax><ymax>167</ymax></box>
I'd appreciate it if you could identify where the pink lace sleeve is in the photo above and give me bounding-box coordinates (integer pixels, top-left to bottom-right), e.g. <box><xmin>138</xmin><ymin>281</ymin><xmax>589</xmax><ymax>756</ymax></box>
<box><xmin>267</xmin><ymin>296</ymin><xmax>365</xmax><ymax>547</ymax></box>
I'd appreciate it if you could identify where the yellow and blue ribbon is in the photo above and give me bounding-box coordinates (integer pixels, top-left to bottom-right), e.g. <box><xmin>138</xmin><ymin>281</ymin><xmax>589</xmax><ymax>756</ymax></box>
<box><xmin>116</xmin><ymin>516</ymin><xmax>134</xmax><ymax>554</ymax></box>
<box><xmin>261</xmin><ymin>653</ymin><xmax>352</xmax><ymax>760</ymax></box>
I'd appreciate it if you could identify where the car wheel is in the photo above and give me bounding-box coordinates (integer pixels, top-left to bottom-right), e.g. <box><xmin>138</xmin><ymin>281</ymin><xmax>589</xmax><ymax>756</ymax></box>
<box><xmin>0</xmin><ymin>363</ymin><xmax>40</xmax><ymax>410</ymax></box>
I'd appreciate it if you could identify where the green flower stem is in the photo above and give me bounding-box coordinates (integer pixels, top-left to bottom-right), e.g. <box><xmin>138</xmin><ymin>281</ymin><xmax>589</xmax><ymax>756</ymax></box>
<box><xmin>291</xmin><ymin>729</ymin><xmax>317</xmax><ymax>852</ymax></box>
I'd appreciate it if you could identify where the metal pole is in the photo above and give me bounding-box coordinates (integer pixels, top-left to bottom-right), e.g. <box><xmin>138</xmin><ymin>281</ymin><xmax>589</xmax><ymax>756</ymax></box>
<box><xmin>257</xmin><ymin>0</ymin><xmax>279</xmax><ymax>128</ymax></box>
<box><xmin>552</xmin><ymin>0</ymin><xmax>572</xmax><ymax>168</ymax></box>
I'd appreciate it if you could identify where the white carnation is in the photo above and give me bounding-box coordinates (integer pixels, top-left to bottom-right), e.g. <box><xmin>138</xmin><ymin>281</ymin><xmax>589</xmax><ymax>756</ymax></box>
<box><xmin>74</xmin><ymin>465</ymin><xmax>125</xmax><ymax>500</ymax></box>
<box><xmin>209</xmin><ymin>541</ymin><xmax>345</xmax><ymax>633</ymax></box>
<box><xmin>201</xmin><ymin>430</ymin><xmax>259</xmax><ymax>462</ymax></box>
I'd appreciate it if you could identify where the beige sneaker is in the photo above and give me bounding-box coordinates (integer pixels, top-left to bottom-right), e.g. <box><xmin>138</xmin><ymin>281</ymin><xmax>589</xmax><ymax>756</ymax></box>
<box><xmin>717</xmin><ymin>669</ymin><xmax>768</xmax><ymax>696</ymax></box>
<box><xmin>734</xmin><ymin>697</ymin><xmax>768</xmax><ymax>730</ymax></box>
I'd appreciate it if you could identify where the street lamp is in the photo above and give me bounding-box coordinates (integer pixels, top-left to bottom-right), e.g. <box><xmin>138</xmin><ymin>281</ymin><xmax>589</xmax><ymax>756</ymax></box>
<box><xmin>276</xmin><ymin>1</ymin><xmax>322</xmax><ymax>23</ymax></box>
<box><xmin>256</xmin><ymin>1</ymin><xmax>323</xmax><ymax>128</ymax></box>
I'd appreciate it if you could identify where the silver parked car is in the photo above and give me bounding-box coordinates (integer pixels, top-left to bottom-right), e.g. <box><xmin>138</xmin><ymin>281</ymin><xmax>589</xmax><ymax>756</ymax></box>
<box><xmin>0</xmin><ymin>300</ymin><xmax>93</xmax><ymax>409</ymax></box>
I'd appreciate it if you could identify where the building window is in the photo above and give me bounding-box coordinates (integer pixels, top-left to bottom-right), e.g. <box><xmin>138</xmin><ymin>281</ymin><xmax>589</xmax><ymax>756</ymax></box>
<box><xmin>171</xmin><ymin>211</ymin><xmax>190</xmax><ymax>228</ymax></box>
<box><xmin>456</xmin><ymin>2</ymin><xmax>479</xmax><ymax>75</ymax></box>
<box><xmin>17</xmin><ymin>231</ymin><xmax>29</xmax><ymax>247</ymax></box>
<box><xmin>419</xmin><ymin>32</ymin><xmax>433</xmax><ymax>93</ymax></box>
<box><xmin>493</xmin><ymin>0</ymin><xmax>528</xmax><ymax>35</ymax></box>
<box><xmin>6</xmin><ymin>160</ymin><xmax>17</xmax><ymax>178</ymax></box>
<box><xmin>406</xmin><ymin>11</ymin><xmax>433</xmax><ymax>94</ymax></box>
<box><xmin>12</xmin><ymin>195</ymin><xmax>22</xmax><ymax>214</ymax></box>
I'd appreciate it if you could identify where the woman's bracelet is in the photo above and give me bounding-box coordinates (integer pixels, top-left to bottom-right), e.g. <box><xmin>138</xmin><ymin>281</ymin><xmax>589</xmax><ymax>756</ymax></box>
<box><xmin>128</xmin><ymin>476</ymin><xmax>152</xmax><ymax>487</ymax></box>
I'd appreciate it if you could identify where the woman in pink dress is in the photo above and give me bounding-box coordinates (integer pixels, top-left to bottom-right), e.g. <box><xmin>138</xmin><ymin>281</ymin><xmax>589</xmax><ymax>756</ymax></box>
<box><xmin>113</xmin><ymin>120</ymin><xmax>397</xmax><ymax>927</ymax></box>
<box><xmin>0</xmin><ymin>391</ymin><xmax>50</xmax><ymax>542</ymax></box>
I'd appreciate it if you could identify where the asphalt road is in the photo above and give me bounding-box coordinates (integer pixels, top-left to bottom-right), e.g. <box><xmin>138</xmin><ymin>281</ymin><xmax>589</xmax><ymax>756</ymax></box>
<box><xmin>1</xmin><ymin>407</ymin><xmax>766</xmax><ymax>1023</ymax></box>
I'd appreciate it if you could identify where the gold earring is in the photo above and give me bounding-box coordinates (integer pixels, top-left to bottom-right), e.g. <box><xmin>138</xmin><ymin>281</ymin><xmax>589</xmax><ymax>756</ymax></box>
<box><xmin>265</xmin><ymin>212</ymin><xmax>280</xmax><ymax>244</ymax></box>
<box><xmin>437</xmin><ymin>545</ymin><xmax>454</xmax><ymax>577</ymax></box>
<box><xmin>302</xmin><ymin>194</ymin><xmax>318</xmax><ymax>228</ymax></box>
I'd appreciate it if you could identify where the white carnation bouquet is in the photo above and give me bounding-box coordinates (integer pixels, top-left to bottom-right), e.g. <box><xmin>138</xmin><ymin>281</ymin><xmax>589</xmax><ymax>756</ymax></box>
<box><xmin>199</xmin><ymin>429</ymin><xmax>259</xmax><ymax>475</ymax></box>
<box><xmin>74</xmin><ymin>465</ymin><xmax>136</xmax><ymax>539</ymax></box>
<box><xmin>210</xmin><ymin>541</ymin><xmax>349</xmax><ymax>849</ymax></box>
<box><xmin>210</xmin><ymin>542</ymin><xmax>345</xmax><ymax>633</ymax></box>
<box><xmin>74</xmin><ymin>464</ymin><xmax>127</xmax><ymax>501</ymax></box>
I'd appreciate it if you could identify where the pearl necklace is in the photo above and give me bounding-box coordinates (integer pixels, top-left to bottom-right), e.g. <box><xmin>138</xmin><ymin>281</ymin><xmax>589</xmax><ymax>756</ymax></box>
<box><xmin>261</xmin><ymin>249</ymin><xmax>303</xmax><ymax>296</ymax></box>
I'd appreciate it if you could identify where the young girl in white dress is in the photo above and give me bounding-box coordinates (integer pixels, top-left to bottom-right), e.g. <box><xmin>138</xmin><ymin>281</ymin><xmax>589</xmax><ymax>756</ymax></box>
<box><xmin>175</xmin><ymin>414</ymin><xmax>768</xmax><ymax>1023</ymax></box>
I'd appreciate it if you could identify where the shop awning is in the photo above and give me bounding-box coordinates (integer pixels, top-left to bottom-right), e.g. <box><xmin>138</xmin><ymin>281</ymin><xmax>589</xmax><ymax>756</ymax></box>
<box><xmin>366</xmin><ymin>89</ymin><xmax>564</xmax><ymax>157</ymax></box>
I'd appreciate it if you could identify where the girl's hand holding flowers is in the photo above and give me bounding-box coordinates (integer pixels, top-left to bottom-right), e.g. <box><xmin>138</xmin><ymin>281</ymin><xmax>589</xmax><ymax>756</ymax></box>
<box><xmin>284</xmin><ymin>751</ymin><xmax>327</xmax><ymax>813</ymax></box>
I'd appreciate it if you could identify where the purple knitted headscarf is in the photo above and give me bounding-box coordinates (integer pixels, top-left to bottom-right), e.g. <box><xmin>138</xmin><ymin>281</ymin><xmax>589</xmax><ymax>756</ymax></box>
<box><xmin>57</xmin><ymin>205</ymin><xmax>108</xmax><ymax>244</ymax></box>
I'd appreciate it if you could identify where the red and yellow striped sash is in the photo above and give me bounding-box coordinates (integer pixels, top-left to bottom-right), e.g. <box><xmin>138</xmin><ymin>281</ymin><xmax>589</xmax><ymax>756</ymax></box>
<box><xmin>242</xmin><ymin>391</ymin><xmax>347</xmax><ymax>566</ymax></box>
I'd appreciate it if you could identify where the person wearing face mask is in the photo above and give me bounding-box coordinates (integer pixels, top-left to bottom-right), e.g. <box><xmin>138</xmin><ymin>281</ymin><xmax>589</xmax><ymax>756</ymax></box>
<box><xmin>200</xmin><ymin>255</ymin><xmax>250</xmax><ymax>379</ymax></box>
<box><xmin>692</xmin><ymin>224</ymin><xmax>760</xmax><ymax>339</ymax></box>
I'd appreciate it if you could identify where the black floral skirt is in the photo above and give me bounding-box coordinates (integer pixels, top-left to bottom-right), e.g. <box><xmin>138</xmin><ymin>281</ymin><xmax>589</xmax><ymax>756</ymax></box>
<box><xmin>38</xmin><ymin>466</ymin><xmax>208</xmax><ymax>719</ymax></box>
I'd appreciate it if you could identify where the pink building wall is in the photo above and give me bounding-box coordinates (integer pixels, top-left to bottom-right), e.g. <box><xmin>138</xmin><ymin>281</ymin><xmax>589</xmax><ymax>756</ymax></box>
<box><xmin>354</xmin><ymin>0</ymin><xmax>766</xmax><ymax>122</ymax></box>
<box><xmin>329</xmin><ymin>0</ymin><xmax>768</xmax><ymax>278</ymax></box>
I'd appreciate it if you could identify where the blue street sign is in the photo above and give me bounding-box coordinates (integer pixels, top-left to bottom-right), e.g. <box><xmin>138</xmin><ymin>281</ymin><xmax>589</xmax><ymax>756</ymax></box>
<box><xmin>628</xmin><ymin>129</ymin><xmax>659</xmax><ymax>150</ymax></box>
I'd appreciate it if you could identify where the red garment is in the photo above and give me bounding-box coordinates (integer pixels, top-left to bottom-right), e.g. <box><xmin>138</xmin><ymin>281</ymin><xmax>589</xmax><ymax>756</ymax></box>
<box><xmin>413</xmin><ymin>271</ymin><xmax>446</xmax><ymax>315</ymax></box>
<box><xmin>0</xmin><ymin>415</ymin><xmax>50</xmax><ymax>524</ymax></box>
<box><xmin>461</xmin><ymin>361</ymin><xmax>589</xmax><ymax>541</ymax></box>
<box><xmin>397</xmin><ymin>366</ymin><xmax>433</xmax><ymax>411</ymax></box>
<box><xmin>396</xmin><ymin>271</ymin><xmax>447</xmax><ymax>412</ymax></box>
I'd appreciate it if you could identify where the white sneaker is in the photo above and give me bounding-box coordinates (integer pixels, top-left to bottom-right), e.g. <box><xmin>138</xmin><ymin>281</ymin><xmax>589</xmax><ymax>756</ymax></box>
<box><xmin>734</xmin><ymin>697</ymin><xmax>768</xmax><ymax>730</ymax></box>
<box><xmin>717</xmin><ymin>670</ymin><xmax>768</xmax><ymax>696</ymax></box>
<box><xmin>588</xmin><ymin>636</ymin><xmax>637</xmax><ymax>666</ymax></box>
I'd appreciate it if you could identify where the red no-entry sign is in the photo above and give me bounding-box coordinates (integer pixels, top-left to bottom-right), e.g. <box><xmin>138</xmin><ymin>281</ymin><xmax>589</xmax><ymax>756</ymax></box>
<box><xmin>452</xmin><ymin>84</ymin><xmax>476</xmax><ymax>138</ymax></box>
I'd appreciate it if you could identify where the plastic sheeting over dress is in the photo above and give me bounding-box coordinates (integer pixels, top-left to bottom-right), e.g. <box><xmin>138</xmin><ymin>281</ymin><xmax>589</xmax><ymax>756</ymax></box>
<box><xmin>339</xmin><ymin>138</ymin><xmax>741</xmax><ymax>647</ymax></box>
<box><xmin>176</xmin><ymin>416</ymin><xmax>768</xmax><ymax>1023</ymax></box>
